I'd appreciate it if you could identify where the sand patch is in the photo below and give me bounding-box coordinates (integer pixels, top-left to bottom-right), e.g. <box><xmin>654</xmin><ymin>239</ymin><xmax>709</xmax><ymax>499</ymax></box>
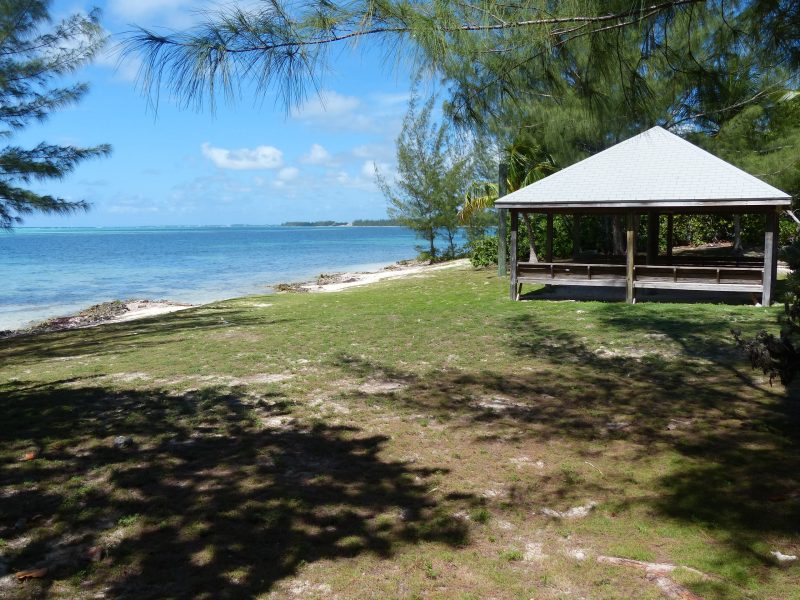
<box><xmin>474</xmin><ymin>395</ymin><xmax>528</xmax><ymax>412</ymax></box>
<box><xmin>301</xmin><ymin>258</ymin><xmax>470</xmax><ymax>293</ymax></box>
<box><xmin>539</xmin><ymin>500</ymin><xmax>598</xmax><ymax>519</ymax></box>
<box><xmin>309</xmin><ymin>397</ymin><xmax>351</xmax><ymax>414</ymax></box>
<box><xmin>231</xmin><ymin>373</ymin><xmax>292</xmax><ymax>385</ymax></box>
<box><xmin>110</xmin><ymin>372</ymin><xmax>153</xmax><ymax>383</ymax></box>
<box><xmin>523</xmin><ymin>541</ymin><xmax>548</xmax><ymax>562</ymax></box>
<box><xmin>358</xmin><ymin>380</ymin><xmax>408</xmax><ymax>394</ymax></box>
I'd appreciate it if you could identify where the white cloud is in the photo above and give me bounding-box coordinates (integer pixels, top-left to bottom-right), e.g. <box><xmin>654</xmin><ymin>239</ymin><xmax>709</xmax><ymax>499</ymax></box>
<box><xmin>361</xmin><ymin>161</ymin><xmax>380</xmax><ymax>178</ymax></box>
<box><xmin>361</xmin><ymin>160</ymin><xmax>395</xmax><ymax>183</ymax></box>
<box><xmin>300</xmin><ymin>143</ymin><xmax>332</xmax><ymax>166</ymax></box>
<box><xmin>293</xmin><ymin>90</ymin><xmax>361</xmax><ymax>119</ymax></box>
<box><xmin>277</xmin><ymin>166</ymin><xmax>299</xmax><ymax>181</ymax></box>
<box><xmin>291</xmin><ymin>90</ymin><xmax>377</xmax><ymax>132</ymax></box>
<box><xmin>353</xmin><ymin>143</ymin><xmax>395</xmax><ymax>162</ymax></box>
<box><xmin>201</xmin><ymin>143</ymin><xmax>283</xmax><ymax>170</ymax></box>
<box><xmin>372</xmin><ymin>92</ymin><xmax>412</xmax><ymax>109</ymax></box>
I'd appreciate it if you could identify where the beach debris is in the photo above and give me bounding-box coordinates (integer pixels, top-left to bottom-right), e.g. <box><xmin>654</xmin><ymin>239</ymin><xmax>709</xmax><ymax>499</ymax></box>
<box><xmin>112</xmin><ymin>435</ymin><xmax>133</xmax><ymax>449</ymax></box>
<box><xmin>15</xmin><ymin>567</ymin><xmax>47</xmax><ymax>581</ymax></box>
<box><xmin>475</xmin><ymin>395</ymin><xmax>527</xmax><ymax>412</ymax></box>
<box><xmin>540</xmin><ymin>501</ymin><xmax>598</xmax><ymax>519</ymax></box>
<box><xmin>2</xmin><ymin>299</ymin><xmax>191</xmax><ymax>338</ymax></box>
<box><xmin>358</xmin><ymin>380</ymin><xmax>407</xmax><ymax>394</ymax></box>
<box><xmin>584</xmin><ymin>461</ymin><xmax>604</xmax><ymax>476</ymax></box>
<box><xmin>770</xmin><ymin>550</ymin><xmax>798</xmax><ymax>564</ymax></box>
<box><xmin>273</xmin><ymin>282</ymin><xmax>309</xmax><ymax>293</ymax></box>
<box><xmin>315</xmin><ymin>272</ymin><xmax>357</xmax><ymax>285</ymax></box>
<box><xmin>597</xmin><ymin>556</ymin><xmax>716</xmax><ymax>600</ymax></box>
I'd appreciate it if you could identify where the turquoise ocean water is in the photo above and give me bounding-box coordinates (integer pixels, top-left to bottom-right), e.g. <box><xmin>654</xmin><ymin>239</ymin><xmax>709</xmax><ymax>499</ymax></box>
<box><xmin>0</xmin><ymin>225</ymin><xmax>451</xmax><ymax>330</ymax></box>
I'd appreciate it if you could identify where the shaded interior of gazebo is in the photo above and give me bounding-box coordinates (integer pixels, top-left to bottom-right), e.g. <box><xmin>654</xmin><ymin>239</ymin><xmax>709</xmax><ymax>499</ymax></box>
<box><xmin>493</xmin><ymin>127</ymin><xmax>792</xmax><ymax>305</ymax></box>
<box><xmin>501</xmin><ymin>206</ymin><xmax>779</xmax><ymax>305</ymax></box>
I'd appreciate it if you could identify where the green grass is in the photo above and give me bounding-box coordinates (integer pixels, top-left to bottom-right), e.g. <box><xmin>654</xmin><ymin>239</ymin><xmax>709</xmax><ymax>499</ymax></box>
<box><xmin>0</xmin><ymin>264</ymin><xmax>798</xmax><ymax>599</ymax></box>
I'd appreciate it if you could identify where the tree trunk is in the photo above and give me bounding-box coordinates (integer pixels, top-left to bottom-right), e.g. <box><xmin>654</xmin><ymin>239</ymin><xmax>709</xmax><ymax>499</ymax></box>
<box><xmin>612</xmin><ymin>215</ymin><xmax>625</xmax><ymax>255</ymax></box>
<box><xmin>429</xmin><ymin>231</ymin><xmax>436</xmax><ymax>264</ymax></box>
<box><xmin>447</xmin><ymin>228</ymin><xmax>457</xmax><ymax>257</ymax></box>
<box><xmin>522</xmin><ymin>213</ymin><xmax>538</xmax><ymax>262</ymax></box>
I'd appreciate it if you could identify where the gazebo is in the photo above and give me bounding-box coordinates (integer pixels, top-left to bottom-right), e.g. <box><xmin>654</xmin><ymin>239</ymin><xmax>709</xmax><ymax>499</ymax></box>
<box><xmin>494</xmin><ymin>126</ymin><xmax>793</xmax><ymax>305</ymax></box>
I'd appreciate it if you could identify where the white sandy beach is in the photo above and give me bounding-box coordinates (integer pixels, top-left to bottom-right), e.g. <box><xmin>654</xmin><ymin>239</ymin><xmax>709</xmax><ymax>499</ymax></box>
<box><xmin>5</xmin><ymin>259</ymin><xmax>471</xmax><ymax>336</ymax></box>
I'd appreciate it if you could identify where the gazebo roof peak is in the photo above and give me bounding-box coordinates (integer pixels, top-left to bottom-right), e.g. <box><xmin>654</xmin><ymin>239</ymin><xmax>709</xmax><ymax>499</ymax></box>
<box><xmin>495</xmin><ymin>126</ymin><xmax>791</xmax><ymax>209</ymax></box>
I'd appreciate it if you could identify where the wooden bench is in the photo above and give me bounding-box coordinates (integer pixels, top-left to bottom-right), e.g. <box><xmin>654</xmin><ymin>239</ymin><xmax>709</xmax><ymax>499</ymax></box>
<box><xmin>517</xmin><ymin>262</ymin><xmax>626</xmax><ymax>287</ymax></box>
<box><xmin>515</xmin><ymin>262</ymin><xmax>764</xmax><ymax>294</ymax></box>
<box><xmin>634</xmin><ymin>265</ymin><xmax>762</xmax><ymax>291</ymax></box>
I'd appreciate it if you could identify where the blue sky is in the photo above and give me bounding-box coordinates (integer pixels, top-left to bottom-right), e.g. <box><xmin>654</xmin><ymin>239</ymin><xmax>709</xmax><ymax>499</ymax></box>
<box><xmin>19</xmin><ymin>0</ymin><xmax>415</xmax><ymax>226</ymax></box>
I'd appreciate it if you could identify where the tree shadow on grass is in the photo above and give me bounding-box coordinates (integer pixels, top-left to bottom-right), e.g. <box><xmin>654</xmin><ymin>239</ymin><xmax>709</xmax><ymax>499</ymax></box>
<box><xmin>0</xmin><ymin>381</ymin><xmax>468</xmax><ymax>598</ymax></box>
<box><xmin>329</xmin><ymin>306</ymin><xmax>800</xmax><ymax>575</ymax></box>
<box><xmin>0</xmin><ymin>304</ymin><xmax>294</xmax><ymax>367</ymax></box>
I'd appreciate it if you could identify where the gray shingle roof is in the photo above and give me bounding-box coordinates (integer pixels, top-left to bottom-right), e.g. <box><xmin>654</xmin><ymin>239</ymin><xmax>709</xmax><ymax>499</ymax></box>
<box><xmin>494</xmin><ymin>126</ymin><xmax>791</xmax><ymax>209</ymax></box>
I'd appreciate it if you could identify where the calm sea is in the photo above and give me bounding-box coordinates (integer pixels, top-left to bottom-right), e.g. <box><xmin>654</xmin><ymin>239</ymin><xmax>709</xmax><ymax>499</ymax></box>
<box><xmin>0</xmin><ymin>225</ymin><xmax>449</xmax><ymax>330</ymax></box>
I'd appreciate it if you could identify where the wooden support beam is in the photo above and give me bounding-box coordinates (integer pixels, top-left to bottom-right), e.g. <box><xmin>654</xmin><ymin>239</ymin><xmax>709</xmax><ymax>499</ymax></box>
<box><xmin>572</xmin><ymin>214</ymin><xmax>581</xmax><ymax>259</ymax></box>
<box><xmin>646</xmin><ymin>212</ymin><xmax>659</xmax><ymax>264</ymax></box>
<box><xmin>762</xmin><ymin>210</ymin><xmax>778</xmax><ymax>306</ymax></box>
<box><xmin>733</xmin><ymin>215</ymin><xmax>743</xmax><ymax>253</ymax></box>
<box><xmin>497</xmin><ymin>162</ymin><xmax>508</xmax><ymax>277</ymax></box>
<box><xmin>497</xmin><ymin>209</ymin><xmax>507</xmax><ymax>276</ymax></box>
<box><xmin>545</xmin><ymin>213</ymin><xmax>554</xmax><ymax>262</ymax></box>
<box><xmin>510</xmin><ymin>209</ymin><xmax>519</xmax><ymax>300</ymax></box>
<box><xmin>666</xmin><ymin>214</ymin><xmax>674</xmax><ymax>260</ymax></box>
<box><xmin>626</xmin><ymin>212</ymin><xmax>636</xmax><ymax>304</ymax></box>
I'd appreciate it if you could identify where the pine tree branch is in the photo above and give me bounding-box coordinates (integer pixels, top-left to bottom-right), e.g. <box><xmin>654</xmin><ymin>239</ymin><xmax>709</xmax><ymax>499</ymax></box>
<box><xmin>133</xmin><ymin>1</ymin><xmax>702</xmax><ymax>54</ymax></box>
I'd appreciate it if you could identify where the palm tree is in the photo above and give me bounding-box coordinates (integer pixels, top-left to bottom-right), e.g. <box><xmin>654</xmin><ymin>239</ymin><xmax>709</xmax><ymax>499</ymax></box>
<box><xmin>459</xmin><ymin>137</ymin><xmax>556</xmax><ymax>262</ymax></box>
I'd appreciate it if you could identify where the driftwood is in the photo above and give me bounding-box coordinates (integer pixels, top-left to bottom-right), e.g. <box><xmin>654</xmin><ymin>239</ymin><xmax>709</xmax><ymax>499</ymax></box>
<box><xmin>597</xmin><ymin>555</ymin><xmax>718</xmax><ymax>600</ymax></box>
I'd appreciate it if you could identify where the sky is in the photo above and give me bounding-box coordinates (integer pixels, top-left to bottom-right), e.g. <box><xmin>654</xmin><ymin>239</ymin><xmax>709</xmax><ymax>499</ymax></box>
<box><xmin>19</xmin><ymin>0</ymin><xmax>416</xmax><ymax>227</ymax></box>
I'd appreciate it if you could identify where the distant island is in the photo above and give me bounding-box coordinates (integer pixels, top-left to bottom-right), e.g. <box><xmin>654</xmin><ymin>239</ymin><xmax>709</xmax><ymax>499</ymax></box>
<box><xmin>351</xmin><ymin>219</ymin><xmax>400</xmax><ymax>226</ymax></box>
<box><xmin>281</xmin><ymin>221</ymin><xmax>348</xmax><ymax>227</ymax></box>
<box><xmin>281</xmin><ymin>219</ymin><xmax>401</xmax><ymax>227</ymax></box>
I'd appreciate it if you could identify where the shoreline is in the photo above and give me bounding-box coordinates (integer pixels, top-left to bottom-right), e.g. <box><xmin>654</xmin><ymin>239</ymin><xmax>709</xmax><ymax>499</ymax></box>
<box><xmin>1</xmin><ymin>259</ymin><xmax>470</xmax><ymax>338</ymax></box>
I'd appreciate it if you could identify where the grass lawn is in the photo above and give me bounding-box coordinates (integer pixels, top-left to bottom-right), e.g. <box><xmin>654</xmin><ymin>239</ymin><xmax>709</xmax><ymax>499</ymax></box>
<box><xmin>1</xmin><ymin>263</ymin><xmax>799</xmax><ymax>599</ymax></box>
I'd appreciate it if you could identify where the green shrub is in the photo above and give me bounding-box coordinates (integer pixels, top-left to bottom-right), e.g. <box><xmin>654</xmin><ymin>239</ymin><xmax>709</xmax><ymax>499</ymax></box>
<box><xmin>469</xmin><ymin>507</ymin><xmax>490</xmax><ymax>523</ymax></box>
<box><xmin>499</xmin><ymin>549</ymin><xmax>523</xmax><ymax>561</ymax></box>
<box><xmin>468</xmin><ymin>235</ymin><xmax>498</xmax><ymax>267</ymax></box>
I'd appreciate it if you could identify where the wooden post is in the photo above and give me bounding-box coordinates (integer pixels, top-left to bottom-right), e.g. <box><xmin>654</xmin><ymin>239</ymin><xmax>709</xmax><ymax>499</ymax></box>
<box><xmin>572</xmin><ymin>214</ymin><xmax>581</xmax><ymax>259</ymax></box>
<box><xmin>510</xmin><ymin>209</ymin><xmax>519</xmax><ymax>300</ymax></box>
<box><xmin>666</xmin><ymin>214</ymin><xmax>674</xmax><ymax>261</ymax></box>
<box><xmin>497</xmin><ymin>209</ymin><xmax>507</xmax><ymax>276</ymax></box>
<box><xmin>733</xmin><ymin>214</ymin><xmax>743</xmax><ymax>254</ymax></box>
<box><xmin>497</xmin><ymin>163</ymin><xmax>508</xmax><ymax>277</ymax></box>
<box><xmin>626</xmin><ymin>212</ymin><xmax>636</xmax><ymax>304</ymax></box>
<box><xmin>545</xmin><ymin>213</ymin><xmax>554</xmax><ymax>262</ymax></box>
<box><xmin>647</xmin><ymin>212</ymin><xmax>659</xmax><ymax>264</ymax></box>
<box><xmin>762</xmin><ymin>210</ymin><xmax>778</xmax><ymax>306</ymax></box>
